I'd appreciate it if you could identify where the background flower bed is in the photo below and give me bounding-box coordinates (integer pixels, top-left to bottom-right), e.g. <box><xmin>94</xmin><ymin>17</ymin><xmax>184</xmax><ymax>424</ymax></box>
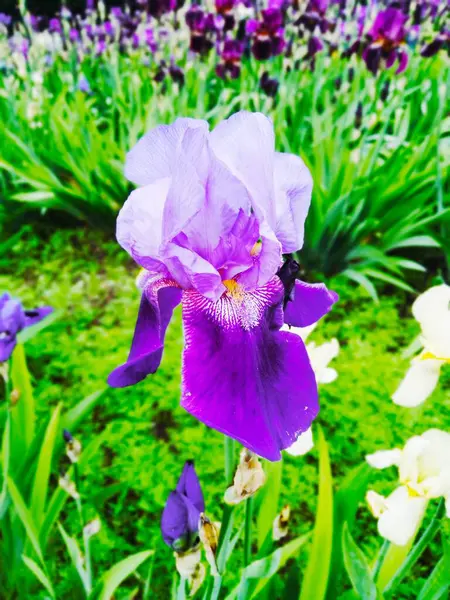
<box><xmin>1</xmin><ymin>228</ymin><xmax>449</xmax><ymax>598</ymax></box>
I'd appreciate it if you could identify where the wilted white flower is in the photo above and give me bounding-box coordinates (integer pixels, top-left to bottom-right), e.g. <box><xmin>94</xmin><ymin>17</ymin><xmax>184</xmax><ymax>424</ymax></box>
<box><xmin>272</xmin><ymin>505</ymin><xmax>290</xmax><ymax>541</ymax></box>
<box><xmin>282</xmin><ymin>323</ymin><xmax>340</xmax><ymax>456</ymax></box>
<box><xmin>198</xmin><ymin>514</ymin><xmax>219</xmax><ymax>576</ymax></box>
<box><xmin>224</xmin><ymin>448</ymin><xmax>265</xmax><ymax>505</ymax></box>
<box><xmin>83</xmin><ymin>518</ymin><xmax>101</xmax><ymax>539</ymax></box>
<box><xmin>393</xmin><ymin>284</ymin><xmax>450</xmax><ymax>407</ymax></box>
<box><xmin>366</xmin><ymin>429</ymin><xmax>450</xmax><ymax>546</ymax></box>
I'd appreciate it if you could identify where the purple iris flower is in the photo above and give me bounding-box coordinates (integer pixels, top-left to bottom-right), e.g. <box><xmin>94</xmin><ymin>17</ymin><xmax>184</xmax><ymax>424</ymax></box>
<box><xmin>216</xmin><ymin>39</ymin><xmax>244</xmax><ymax>79</ymax></box>
<box><xmin>108</xmin><ymin>113</ymin><xmax>337</xmax><ymax>461</ymax></box>
<box><xmin>0</xmin><ymin>293</ymin><xmax>53</xmax><ymax>363</ymax></box>
<box><xmin>0</xmin><ymin>13</ymin><xmax>12</xmax><ymax>26</ymax></box>
<box><xmin>161</xmin><ymin>461</ymin><xmax>204</xmax><ymax>551</ymax></box>
<box><xmin>49</xmin><ymin>18</ymin><xmax>62</xmax><ymax>34</ymax></box>
<box><xmin>421</xmin><ymin>31</ymin><xmax>449</xmax><ymax>57</ymax></box>
<box><xmin>248</xmin><ymin>9</ymin><xmax>287</xmax><ymax>60</ymax></box>
<box><xmin>363</xmin><ymin>8</ymin><xmax>409</xmax><ymax>74</ymax></box>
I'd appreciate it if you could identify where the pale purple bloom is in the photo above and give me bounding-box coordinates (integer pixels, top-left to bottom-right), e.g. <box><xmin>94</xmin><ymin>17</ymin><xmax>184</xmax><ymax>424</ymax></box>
<box><xmin>108</xmin><ymin>112</ymin><xmax>337</xmax><ymax>461</ymax></box>
<box><xmin>161</xmin><ymin>461</ymin><xmax>204</xmax><ymax>550</ymax></box>
<box><xmin>78</xmin><ymin>75</ymin><xmax>91</xmax><ymax>94</ymax></box>
<box><xmin>0</xmin><ymin>13</ymin><xmax>11</xmax><ymax>26</ymax></box>
<box><xmin>0</xmin><ymin>293</ymin><xmax>53</xmax><ymax>362</ymax></box>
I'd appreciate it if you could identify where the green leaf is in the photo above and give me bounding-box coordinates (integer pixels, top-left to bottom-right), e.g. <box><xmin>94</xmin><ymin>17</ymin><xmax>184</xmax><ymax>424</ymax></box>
<box><xmin>417</xmin><ymin>557</ymin><xmax>450</xmax><ymax>600</ymax></box>
<box><xmin>10</xmin><ymin>344</ymin><xmax>35</xmax><ymax>459</ymax></box>
<box><xmin>30</xmin><ymin>403</ymin><xmax>62</xmax><ymax>528</ymax></box>
<box><xmin>7</xmin><ymin>476</ymin><xmax>44</xmax><ymax>564</ymax></box>
<box><xmin>0</xmin><ymin>416</ymin><xmax>11</xmax><ymax>518</ymax></box>
<box><xmin>58</xmin><ymin>522</ymin><xmax>91</xmax><ymax>595</ymax></box>
<box><xmin>22</xmin><ymin>555</ymin><xmax>55</xmax><ymax>598</ymax></box>
<box><xmin>226</xmin><ymin>534</ymin><xmax>309</xmax><ymax>600</ymax></box>
<box><xmin>61</xmin><ymin>389</ymin><xmax>106</xmax><ymax>434</ymax></box>
<box><xmin>342</xmin><ymin>523</ymin><xmax>378</xmax><ymax>600</ymax></box>
<box><xmin>256</xmin><ymin>461</ymin><xmax>282</xmax><ymax>550</ymax></box>
<box><xmin>299</xmin><ymin>427</ymin><xmax>333</xmax><ymax>600</ymax></box>
<box><xmin>327</xmin><ymin>463</ymin><xmax>372</xmax><ymax>598</ymax></box>
<box><xmin>89</xmin><ymin>550</ymin><xmax>153</xmax><ymax>600</ymax></box>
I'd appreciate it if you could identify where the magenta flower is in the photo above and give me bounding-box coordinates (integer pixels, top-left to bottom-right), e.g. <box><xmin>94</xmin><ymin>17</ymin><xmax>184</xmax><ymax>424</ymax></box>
<box><xmin>363</xmin><ymin>8</ymin><xmax>409</xmax><ymax>74</ymax></box>
<box><xmin>108</xmin><ymin>112</ymin><xmax>337</xmax><ymax>461</ymax></box>
<box><xmin>161</xmin><ymin>461</ymin><xmax>204</xmax><ymax>551</ymax></box>
<box><xmin>0</xmin><ymin>293</ymin><xmax>53</xmax><ymax>362</ymax></box>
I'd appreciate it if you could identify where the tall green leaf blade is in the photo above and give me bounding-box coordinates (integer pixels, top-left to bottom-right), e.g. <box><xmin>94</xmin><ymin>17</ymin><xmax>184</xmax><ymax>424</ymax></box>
<box><xmin>58</xmin><ymin>523</ymin><xmax>91</xmax><ymax>595</ymax></box>
<box><xmin>256</xmin><ymin>460</ymin><xmax>282</xmax><ymax>549</ymax></box>
<box><xmin>30</xmin><ymin>403</ymin><xmax>62</xmax><ymax>528</ymax></box>
<box><xmin>417</xmin><ymin>557</ymin><xmax>450</xmax><ymax>600</ymax></box>
<box><xmin>7</xmin><ymin>476</ymin><xmax>44</xmax><ymax>564</ymax></box>
<box><xmin>299</xmin><ymin>427</ymin><xmax>333</xmax><ymax>600</ymax></box>
<box><xmin>0</xmin><ymin>416</ymin><xmax>11</xmax><ymax>518</ymax></box>
<box><xmin>61</xmin><ymin>389</ymin><xmax>106</xmax><ymax>434</ymax></box>
<box><xmin>10</xmin><ymin>345</ymin><xmax>35</xmax><ymax>462</ymax></box>
<box><xmin>89</xmin><ymin>550</ymin><xmax>153</xmax><ymax>600</ymax></box>
<box><xmin>342</xmin><ymin>523</ymin><xmax>378</xmax><ymax>600</ymax></box>
<box><xmin>22</xmin><ymin>555</ymin><xmax>55</xmax><ymax>598</ymax></box>
<box><xmin>17</xmin><ymin>310</ymin><xmax>60</xmax><ymax>344</ymax></box>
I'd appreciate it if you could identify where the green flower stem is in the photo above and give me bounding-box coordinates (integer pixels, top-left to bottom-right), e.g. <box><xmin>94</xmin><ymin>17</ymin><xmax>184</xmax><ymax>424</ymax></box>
<box><xmin>244</xmin><ymin>496</ymin><xmax>254</xmax><ymax>566</ymax></box>
<box><xmin>73</xmin><ymin>463</ymin><xmax>92</xmax><ymax>595</ymax></box>
<box><xmin>383</xmin><ymin>498</ymin><xmax>445</xmax><ymax>596</ymax></box>
<box><xmin>224</xmin><ymin>436</ymin><xmax>235</xmax><ymax>484</ymax></box>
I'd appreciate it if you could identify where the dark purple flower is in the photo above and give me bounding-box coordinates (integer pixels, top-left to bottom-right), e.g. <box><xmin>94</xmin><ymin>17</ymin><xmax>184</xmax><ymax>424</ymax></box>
<box><xmin>169</xmin><ymin>62</ymin><xmax>185</xmax><ymax>87</ymax></box>
<box><xmin>161</xmin><ymin>461</ymin><xmax>205</xmax><ymax>551</ymax></box>
<box><xmin>307</xmin><ymin>35</ymin><xmax>324</xmax><ymax>57</ymax></box>
<box><xmin>421</xmin><ymin>31</ymin><xmax>449</xmax><ymax>57</ymax></box>
<box><xmin>216</xmin><ymin>39</ymin><xmax>244</xmax><ymax>79</ymax></box>
<box><xmin>0</xmin><ymin>293</ymin><xmax>53</xmax><ymax>363</ymax></box>
<box><xmin>215</xmin><ymin>0</ymin><xmax>236</xmax><ymax>30</ymax></box>
<box><xmin>108</xmin><ymin>113</ymin><xmax>337</xmax><ymax>460</ymax></box>
<box><xmin>148</xmin><ymin>0</ymin><xmax>176</xmax><ymax>19</ymax></box>
<box><xmin>260</xmin><ymin>72</ymin><xmax>279</xmax><ymax>97</ymax></box>
<box><xmin>362</xmin><ymin>8</ymin><xmax>409</xmax><ymax>74</ymax></box>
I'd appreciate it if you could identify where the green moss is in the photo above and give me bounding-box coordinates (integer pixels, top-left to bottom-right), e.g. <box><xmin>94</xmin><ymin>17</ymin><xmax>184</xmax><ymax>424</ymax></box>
<box><xmin>1</xmin><ymin>229</ymin><xmax>449</xmax><ymax>598</ymax></box>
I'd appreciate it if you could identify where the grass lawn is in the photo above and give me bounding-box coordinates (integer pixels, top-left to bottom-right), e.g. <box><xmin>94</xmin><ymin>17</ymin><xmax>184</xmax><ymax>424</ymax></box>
<box><xmin>1</xmin><ymin>227</ymin><xmax>449</xmax><ymax>598</ymax></box>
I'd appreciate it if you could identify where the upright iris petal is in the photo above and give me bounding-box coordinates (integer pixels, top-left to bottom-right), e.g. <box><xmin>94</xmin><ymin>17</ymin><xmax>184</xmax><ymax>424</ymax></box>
<box><xmin>161</xmin><ymin>461</ymin><xmax>205</xmax><ymax>551</ymax></box>
<box><xmin>109</xmin><ymin>111</ymin><xmax>337</xmax><ymax>461</ymax></box>
<box><xmin>0</xmin><ymin>293</ymin><xmax>53</xmax><ymax>363</ymax></box>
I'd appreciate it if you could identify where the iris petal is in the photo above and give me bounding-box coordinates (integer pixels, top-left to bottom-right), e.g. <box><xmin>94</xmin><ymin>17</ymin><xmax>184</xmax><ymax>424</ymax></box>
<box><xmin>284</xmin><ymin>280</ymin><xmax>338</xmax><ymax>328</ymax></box>
<box><xmin>176</xmin><ymin>461</ymin><xmax>205</xmax><ymax>513</ymax></box>
<box><xmin>108</xmin><ymin>278</ymin><xmax>182</xmax><ymax>387</ymax></box>
<box><xmin>181</xmin><ymin>277</ymin><xmax>318</xmax><ymax>461</ymax></box>
<box><xmin>160</xmin><ymin>490</ymin><xmax>201</xmax><ymax>550</ymax></box>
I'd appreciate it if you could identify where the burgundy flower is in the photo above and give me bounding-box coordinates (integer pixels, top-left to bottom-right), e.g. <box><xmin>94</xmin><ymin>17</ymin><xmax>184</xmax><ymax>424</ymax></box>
<box><xmin>362</xmin><ymin>8</ymin><xmax>409</xmax><ymax>74</ymax></box>
<box><xmin>247</xmin><ymin>9</ymin><xmax>286</xmax><ymax>60</ymax></box>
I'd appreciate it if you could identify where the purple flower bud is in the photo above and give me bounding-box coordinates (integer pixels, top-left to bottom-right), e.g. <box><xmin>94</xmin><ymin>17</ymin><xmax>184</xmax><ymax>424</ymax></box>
<box><xmin>421</xmin><ymin>32</ymin><xmax>449</xmax><ymax>58</ymax></box>
<box><xmin>161</xmin><ymin>461</ymin><xmax>205</xmax><ymax>551</ymax></box>
<box><xmin>104</xmin><ymin>21</ymin><xmax>115</xmax><ymax>38</ymax></box>
<box><xmin>49</xmin><ymin>18</ymin><xmax>62</xmax><ymax>34</ymax></box>
<box><xmin>78</xmin><ymin>75</ymin><xmax>91</xmax><ymax>93</ymax></box>
<box><xmin>260</xmin><ymin>71</ymin><xmax>279</xmax><ymax>97</ymax></box>
<box><xmin>69</xmin><ymin>28</ymin><xmax>80</xmax><ymax>43</ymax></box>
<box><xmin>0</xmin><ymin>13</ymin><xmax>12</xmax><ymax>26</ymax></box>
<box><xmin>169</xmin><ymin>63</ymin><xmax>185</xmax><ymax>87</ymax></box>
<box><xmin>63</xmin><ymin>429</ymin><xmax>73</xmax><ymax>443</ymax></box>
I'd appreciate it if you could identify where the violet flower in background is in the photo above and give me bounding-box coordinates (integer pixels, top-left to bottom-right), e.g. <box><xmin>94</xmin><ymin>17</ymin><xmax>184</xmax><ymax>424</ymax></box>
<box><xmin>0</xmin><ymin>293</ymin><xmax>53</xmax><ymax>362</ymax></box>
<box><xmin>363</xmin><ymin>8</ymin><xmax>409</xmax><ymax>74</ymax></box>
<box><xmin>247</xmin><ymin>8</ymin><xmax>286</xmax><ymax>60</ymax></box>
<box><xmin>260</xmin><ymin>71</ymin><xmax>279</xmax><ymax>97</ymax></box>
<box><xmin>161</xmin><ymin>461</ymin><xmax>205</xmax><ymax>551</ymax></box>
<box><xmin>108</xmin><ymin>112</ymin><xmax>337</xmax><ymax>461</ymax></box>
<box><xmin>216</xmin><ymin>39</ymin><xmax>244</xmax><ymax>79</ymax></box>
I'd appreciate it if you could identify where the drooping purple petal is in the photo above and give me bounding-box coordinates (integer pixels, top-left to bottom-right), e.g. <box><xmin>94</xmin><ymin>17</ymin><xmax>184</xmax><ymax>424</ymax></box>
<box><xmin>273</xmin><ymin>152</ymin><xmax>313</xmax><ymax>253</ymax></box>
<box><xmin>175</xmin><ymin>461</ymin><xmax>205</xmax><ymax>512</ymax></box>
<box><xmin>209</xmin><ymin>111</ymin><xmax>276</xmax><ymax>228</ymax></box>
<box><xmin>24</xmin><ymin>306</ymin><xmax>53</xmax><ymax>327</ymax></box>
<box><xmin>108</xmin><ymin>279</ymin><xmax>182</xmax><ymax>387</ymax></box>
<box><xmin>181</xmin><ymin>277</ymin><xmax>318</xmax><ymax>461</ymax></box>
<box><xmin>283</xmin><ymin>280</ymin><xmax>338</xmax><ymax>328</ymax></box>
<box><xmin>396</xmin><ymin>50</ymin><xmax>408</xmax><ymax>74</ymax></box>
<box><xmin>125</xmin><ymin>118</ymin><xmax>209</xmax><ymax>186</ymax></box>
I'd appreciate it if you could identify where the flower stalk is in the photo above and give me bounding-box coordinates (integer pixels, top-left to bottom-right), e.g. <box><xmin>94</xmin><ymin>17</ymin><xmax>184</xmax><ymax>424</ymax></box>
<box><xmin>244</xmin><ymin>496</ymin><xmax>254</xmax><ymax>566</ymax></box>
